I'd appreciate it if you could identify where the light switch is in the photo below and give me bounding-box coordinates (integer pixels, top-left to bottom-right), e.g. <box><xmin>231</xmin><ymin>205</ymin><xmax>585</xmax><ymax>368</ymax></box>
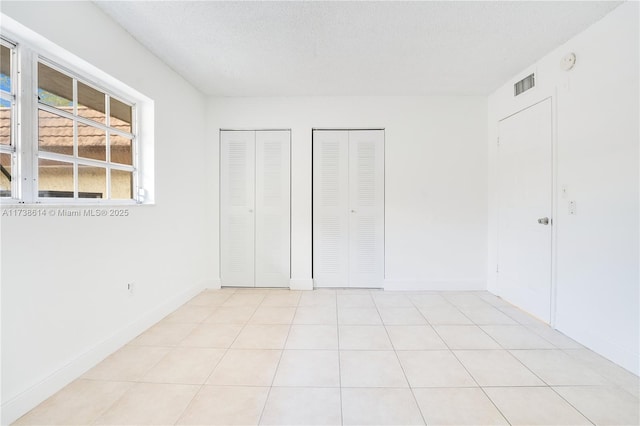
<box><xmin>561</xmin><ymin>185</ymin><xmax>569</xmax><ymax>199</ymax></box>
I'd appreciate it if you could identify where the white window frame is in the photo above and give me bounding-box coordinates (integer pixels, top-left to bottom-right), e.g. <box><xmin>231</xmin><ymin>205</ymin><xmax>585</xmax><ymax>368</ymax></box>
<box><xmin>0</xmin><ymin>15</ymin><xmax>155</xmax><ymax>205</ymax></box>
<box><xmin>0</xmin><ymin>37</ymin><xmax>18</xmax><ymax>199</ymax></box>
<box><xmin>35</xmin><ymin>57</ymin><xmax>139</xmax><ymax>203</ymax></box>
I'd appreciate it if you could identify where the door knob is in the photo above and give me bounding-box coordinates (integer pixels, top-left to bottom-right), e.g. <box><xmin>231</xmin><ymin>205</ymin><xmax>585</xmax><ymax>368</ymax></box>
<box><xmin>537</xmin><ymin>217</ymin><xmax>550</xmax><ymax>225</ymax></box>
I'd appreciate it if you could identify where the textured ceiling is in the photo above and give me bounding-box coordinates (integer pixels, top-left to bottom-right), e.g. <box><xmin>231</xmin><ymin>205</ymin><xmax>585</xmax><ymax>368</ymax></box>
<box><xmin>95</xmin><ymin>1</ymin><xmax>621</xmax><ymax>96</ymax></box>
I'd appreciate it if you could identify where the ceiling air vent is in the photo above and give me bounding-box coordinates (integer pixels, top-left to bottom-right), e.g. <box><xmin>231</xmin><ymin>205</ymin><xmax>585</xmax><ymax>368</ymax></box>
<box><xmin>514</xmin><ymin>73</ymin><xmax>535</xmax><ymax>96</ymax></box>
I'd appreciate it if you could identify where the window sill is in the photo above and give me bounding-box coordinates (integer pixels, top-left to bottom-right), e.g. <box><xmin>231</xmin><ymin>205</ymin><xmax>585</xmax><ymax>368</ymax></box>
<box><xmin>0</xmin><ymin>199</ymin><xmax>154</xmax><ymax>207</ymax></box>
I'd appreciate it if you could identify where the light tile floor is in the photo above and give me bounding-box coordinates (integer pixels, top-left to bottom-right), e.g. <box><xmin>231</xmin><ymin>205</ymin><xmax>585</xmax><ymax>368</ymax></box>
<box><xmin>14</xmin><ymin>289</ymin><xmax>640</xmax><ymax>425</ymax></box>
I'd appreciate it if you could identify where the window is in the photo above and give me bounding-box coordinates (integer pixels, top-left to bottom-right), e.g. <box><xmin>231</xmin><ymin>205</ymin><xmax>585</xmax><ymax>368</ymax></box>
<box><xmin>37</xmin><ymin>60</ymin><xmax>136</xmax><ymax>200</ymax></box>
<box><xmin>0</xmin><ymin>39</ymin><xmax>16</xmax><ymax>198</ymax></box>
<box><xmin>0</xmin><ymin>25</ymin><xmax>152</xmax><ymax>204</ymax></box>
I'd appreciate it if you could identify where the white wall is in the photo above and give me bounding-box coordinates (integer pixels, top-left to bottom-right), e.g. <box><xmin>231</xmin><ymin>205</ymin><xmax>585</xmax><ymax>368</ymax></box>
<box><xmin>0</xmin><ymin>2</ymin><xmax>212</xmax><ymax>423</ymax></box>
<box><xmin>488</xmin><ymin>1</ymin><xmax>639</xmax><ymax>374</ymax></box>
<box><xmin>206</xmin><ymin>96</ymin><xmax>488</xmax><ymax>291</ymax></box>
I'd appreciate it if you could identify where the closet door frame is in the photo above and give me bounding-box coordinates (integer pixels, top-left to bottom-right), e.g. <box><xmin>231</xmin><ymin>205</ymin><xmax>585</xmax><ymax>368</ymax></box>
<box><xmin>219</xmin><ymin>129</ymin><xmax>291</xmax><ymax>288</ymax></box>
<box><xmin>312</xmin><ymin>128</ymin><xmax>385</xmax><ymax>289</ymax></box>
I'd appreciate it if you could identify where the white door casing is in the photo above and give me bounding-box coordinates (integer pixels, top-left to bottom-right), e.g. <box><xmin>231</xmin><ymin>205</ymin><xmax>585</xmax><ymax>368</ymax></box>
<box><xmin>497</xmin><ymin>98</ymin><xmax>553</xmax><ymax>322</ymax></box>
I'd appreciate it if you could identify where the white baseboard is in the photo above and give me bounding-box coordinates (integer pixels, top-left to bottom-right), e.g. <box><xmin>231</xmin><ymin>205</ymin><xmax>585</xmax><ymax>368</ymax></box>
<box><xmin>490</xmin><ymin>289</ymin><xmax>639</xmax><ymax>376</ymax></box>
<box><xmin>384</xmin><ymin>280</ymin><xmax>486</xmax><ymax>291</ymax></box>
<box><xmin>289</xmin><ymin>278</ymin><xmax>313</xmax><ymax>290</ymax></box>
<box><xmin>1</xmin><ymin>283</ymin><xmax>204</xmax><ymax>426</ymax></box>
<box><xmin>204</xmin><ymin>278</ymin><xmax>221</xmax><ymax>289</ymax></box>
<box><xmin>556</xmin><ymin>319</ymin><xmax>640</xmax><ymax>376</ymax></box>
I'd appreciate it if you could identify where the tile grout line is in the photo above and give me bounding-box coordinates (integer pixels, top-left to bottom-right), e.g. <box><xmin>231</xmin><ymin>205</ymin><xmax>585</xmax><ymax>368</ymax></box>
<box><xmin>472</xmin><ymin>311</ymin><xmax>597</xmax><ymax>425</ymax></box>
<box><xmin>21</xmin><ymin>289</ymin><xmax>635</xmax><ymax>426</ymax></box>
<box><xmin>546</xmin><ymin>386</ymin><xmax>597</xmax><ymax>426</ymax></box>
<box><xmin>451</xmin><ymin>295</ymin><xmax>603</xmax><ymax>425</ymax></box>
<box><xmin>413</xmin><ymin>294</ymin><xmax>508</xmax><ymax>425</ymax></box>
<box><xmin>89</xmin><ymin>289</ymin><xmax>237</xmax><ymax>425</ymax></box>
<box><xmin>94</xmin><ymin>290</ymin><xmax>240</xmax><ymax>425</ymax></box>
<box><xmin>255</xmin><ymin>290</ymin><xmax>300</xmax><ymax>426</ymax></box>
<box><xmin>86</xmin><ymin>381</ymin><xmax>135</xmax><ymax>425</ymax></box>
<box><xmin>479</xmin><ymin>325</ymin><xmax>601</xmax><ymax>426</ymax></box>
<box><xmin>335</xmin><ymin>291</ymin><xmax>344</xmax><ymax>426</ymax></box>
<box><xmin>557</xmin><ymin>347</ymin><xmax>638</xmax><ymax>398</ymax></box>
<box><xmin>373</xmin><ymin>293</ymin><xmax>428</xmax><ymax>425</ymax></box>
<box><xmin>170</xmin><ymin>292</ymin><xmax>236</xmax><ymax>424</ymax></box>
<box><xmin>173</xmin><ymin>289</ymin><xmax>260</xmax><ymax>425</ymax></box>
<box><xmin>423</xmin><ymin>295</ymin><xmax>513</xmax><ymax>426</ymax></box>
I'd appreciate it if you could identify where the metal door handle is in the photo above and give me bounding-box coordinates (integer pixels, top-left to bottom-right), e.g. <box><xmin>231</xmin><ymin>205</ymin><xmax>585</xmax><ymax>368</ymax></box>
<box><xmin>537</xmin><ymin>217</ymin><xmax>549</xmax><ymax>225</ymax></box>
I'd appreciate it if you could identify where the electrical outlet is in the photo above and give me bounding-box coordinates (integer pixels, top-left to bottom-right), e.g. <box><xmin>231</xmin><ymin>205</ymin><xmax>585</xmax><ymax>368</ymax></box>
<box><xmin>568</xmin><ymin>200</ymin><xmax>576</xmax><ymax>215</ymax></box>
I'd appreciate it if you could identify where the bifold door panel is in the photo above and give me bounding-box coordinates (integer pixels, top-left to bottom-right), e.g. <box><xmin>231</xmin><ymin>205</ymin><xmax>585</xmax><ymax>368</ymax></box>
<box><xmin>313</xmin><ymin>131</ymin><xmax>350</xmax><ymax>287</ymax></box>
<box><xmin>220</xmin><ymin>131</ymin><xmax>255</xmax><ymax>286</ymax></box>
<box><xmin>348</xmin><ymin>130</ymin><xmax>385</xmax><ymax>286</ymax></box>
<box><xmin>220</xmin><ymin>130</ymin><xmax>290</xmax><ymax>287</ymax></box>
<box><xmin>255</xmin><ymin>131</ymin><xmax>291</xmax><ymax>287</ymax></box>
<box><xmin>313</xmin><ymin>129</ymin><xmax>385</xmax><ymax>288</ymax></box>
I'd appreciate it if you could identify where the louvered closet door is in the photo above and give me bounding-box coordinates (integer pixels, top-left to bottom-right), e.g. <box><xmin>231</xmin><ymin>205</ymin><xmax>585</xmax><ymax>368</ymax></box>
<box><xmin>313</xmin><ymin>131</ymin><xmax>350</xmax><ymax>287</ymax></box>
<box><xmin>348</xmin><ymin>130</ymin><xmax>385</xmax><ymax>287</ymax></box>
<box><xmin>255</xmin><ymin>131</ymin><xmax>291</xmax><ymax>287</ymax></box>
<box><xmin>220</xmin><ymin>131</ymin><xmax>255</xmax><ymax>287</ymax></box>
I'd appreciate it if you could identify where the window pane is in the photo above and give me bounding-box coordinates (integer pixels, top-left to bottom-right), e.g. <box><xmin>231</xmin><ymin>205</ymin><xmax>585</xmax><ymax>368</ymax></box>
<box><xmin>0</xmin><ymin>102</ymin><xmax>9</xmax><ymax>146</ymax></box>
<box><xmin>38</xmin><ymin>62</ymin><xmax>73</xmax><ymax>108</ymax></box>
<box><xmin>38</xmin><ymin>158</ymin><xmax>73</xmax><ymax>198</ymax></box>
<box><xmin>111</xmin><ymin>169</ymin><xmax>133</xmax><ymax>199</ymax></box>
<box><xmin>39</xmin><ymin>109</ymin><xmax>73</xmax><ymax>156</ymax></box>
<box><xmin>110</xmin><ymin>133</ymin><xmax>132</xmax><ymax>165</ymax></box>
<box><xmin>0</xmin><ymin>152</ymin><xmax>11</xmax><ymax>197</ymax></box>
<box><xmin>78</xmin><ymin>82</ymin><xmax>105</xmax><ymax>124</ymax></box>
<box><xmin>110</xmin><ymin>97</ymin><xmax>132</xmax><ymax>133</ymax></box>
<box><xmin>1</xmin><ymin>45</ymin><xmax>11</xmax><ymax>93</ymax></box>
<box><xmin>78</xmin><ymin>165</ymin><xmax>106</xmax><ymax>199</ymax></box>
<box><xmin>78</xmin><ymin>123</ymin><xmax>106</xmax><ymax>161</ymax></box>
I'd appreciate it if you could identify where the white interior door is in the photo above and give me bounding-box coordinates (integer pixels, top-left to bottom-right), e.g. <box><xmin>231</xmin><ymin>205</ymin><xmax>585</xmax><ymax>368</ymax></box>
<box><xmin>313</xmin><ymin>131</ymin><xmax>350</xmax><ymax>287</ymax></box>
<box><xmin>255</xmin><ymin>130</ymin><xmax>291</xmax><ymax>287</ymax></box>
<box><xmin>313</xmin><ymin>129</ymin><xmax>384</xmax><ymax>288</ymax></box>
<box><xmin>220</xmin><ymin>130</ymin><xmax>255</xmax><ymax>287</ymax></box>
<box><xmin>348</xmin><ymin>130</ymin><xmax>385</xmax><ymax>287</ymax></box>
<box><xmin>497</xmin><ymin>98</ymin><xmax>553</xmax><ymax>322</ymax></box>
